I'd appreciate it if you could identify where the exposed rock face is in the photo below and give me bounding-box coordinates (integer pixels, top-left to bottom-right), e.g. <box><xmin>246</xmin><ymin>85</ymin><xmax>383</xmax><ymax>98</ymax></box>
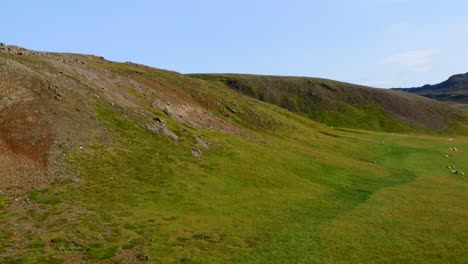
<box><xmin>191</xmin><ymin>148</ymin><xmax>202</xmax><ymax>158</ymax></box>
<box><xmin>0</xmin><ymin>43</ymin><xmax>41</xmax><ymax>56</ymax></box>
<box><xmin>146</xmin><ymin>118</ymin><xmax>179</xmax><ymax>141</ymax></box>
<box><xmin>196</xmin><ymin>136</ymin><xmax>210</xmax><ymax>149</ymax></box>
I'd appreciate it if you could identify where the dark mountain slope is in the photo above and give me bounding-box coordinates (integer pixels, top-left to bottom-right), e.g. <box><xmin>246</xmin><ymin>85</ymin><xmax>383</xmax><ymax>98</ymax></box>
<box><xmin>190</xmin><ymin>74</ymin><xmax>468</xmax><ymax>132</ymax></box>
<box><xmin>394</xmin><ymin>72</ymin><xmax>468</xmax><ymax>104</ymax></box>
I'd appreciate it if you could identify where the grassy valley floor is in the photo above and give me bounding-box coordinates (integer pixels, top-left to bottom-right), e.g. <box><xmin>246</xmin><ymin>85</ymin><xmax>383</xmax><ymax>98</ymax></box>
<box><xmin>1</xmin><ymin>104</ymin><xmax>466</xmax><ymax>263</ymax></box>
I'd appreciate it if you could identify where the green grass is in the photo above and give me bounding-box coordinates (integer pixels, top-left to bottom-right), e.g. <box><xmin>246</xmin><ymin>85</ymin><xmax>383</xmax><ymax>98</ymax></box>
<box><xmin>0</xmin><ymin>196</ymin><xmax>5</xmax><ymax>210</ymax></box>
<box><xmin>3</xmin><ymin>101</ymin><xmax>467</xmax><ymax>263</ymax></box>
<box><xmin>190</xmin><ymin>74</ymin><xmax>468</xmax><ymax>133</ymax></box>
<box><xmin>1</xmin><ymin>55</ymin><xmax>467</xmax><ymax>263</ymax></box>
<box><xmin>311</xmin><ymin>101</ymin><xmax>415</xmax><ymax>132</ymax></box>
<box><xmin>29</xmin><ymin>189</ymin><xmax>63</xmax><ymax>205</ymax></box>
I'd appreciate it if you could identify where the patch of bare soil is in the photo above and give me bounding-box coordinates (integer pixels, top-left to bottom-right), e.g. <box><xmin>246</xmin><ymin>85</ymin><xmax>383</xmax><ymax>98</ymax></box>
<box><xmin>112</xmin><ymin>246</ymin><xmax>148</xmax><ymax>263</ymax></box>
<box><xmin>64</xmin><ymin>252</ymin><xmax>86</xmax><ymax>264</ymax></box>
<box><xmin>135</xmin><ymin>75</ymin><xmax>242</xmax><ymax>134</ymax></box>
<box><xmin>0</xmin><ymin>106</ymin><xmax>51</xmax><ymax>167</ymax></box>
<box><xmin>21</xmin><ymin>53</ymin><xmax>243</xmax><ymax>136</ymax></box>
<box><xmin>0</xmin><ymin>103</ymin><xmax>53</xmax><ymax>195</ymax></box>
<box><xmin>0</xmin><ymin>97</ymin><xmax>96</xmax><ymax>195</ymax></box>
<box><xmin>0</xmin><ymin>142</ymin><xmax>49</xmax><ymax>195</ymax></box>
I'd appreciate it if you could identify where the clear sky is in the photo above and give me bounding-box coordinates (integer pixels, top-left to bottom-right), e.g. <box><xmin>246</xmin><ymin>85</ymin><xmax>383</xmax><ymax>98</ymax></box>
<box><xmin>2</xmin><ymin>0</ymin><xmax>467</xmax><ymax>88</ymax></box>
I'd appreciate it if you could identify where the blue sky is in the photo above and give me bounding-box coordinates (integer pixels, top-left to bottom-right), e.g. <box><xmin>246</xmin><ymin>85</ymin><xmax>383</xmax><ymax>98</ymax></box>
<box><xmin>2</xmin><ymin>0</ymin><xmax>467</xmax><ymax>88</ymax></box>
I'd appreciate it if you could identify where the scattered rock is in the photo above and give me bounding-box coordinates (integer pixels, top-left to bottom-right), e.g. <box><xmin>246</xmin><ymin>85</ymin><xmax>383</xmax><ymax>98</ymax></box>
<box><xmin>192</xmin><ymin>148</ymin><xmax>202</xmax><ymax>158</ymax></box>
<box><xmin>154</xmin><ymin>117</ymin><xmax>166</xmax><ymax>126</ymax></box>
<box><xmin>163</xmin><ymin>108</ymin><xmax>171</xmax><ymax>116</ymax></box>
<box><xmin>196</xmin><ymin>137</ymin><xmax>210</xmax><ymax>149</ymax></box>
<box><xmin>151</xmin><ymin>100</ymin><xmax>160</xmax><ymax>108</ymax></box>
<box><xmin>147</xmin><ymin>118</ymin><xmax>179</xmax><ymax>141</ymax></box>
<box><xmin>226</xmin><ymin>105</ymin><xmax>237</xmax><ymax>114</ymax></box>
<box><xmin>44</xmin><ymin>83</ymin><xmax>66</xmax><ymax>101</ymax></box>
<box><xmin>0</xmin><ymin>44</ymin><xmax>30</xmax><ymax>55</ymax></box>
<box><xmin>55</xmin><ymin>92</ymin><xmax>65</xmax><ymax>101</ymax></box>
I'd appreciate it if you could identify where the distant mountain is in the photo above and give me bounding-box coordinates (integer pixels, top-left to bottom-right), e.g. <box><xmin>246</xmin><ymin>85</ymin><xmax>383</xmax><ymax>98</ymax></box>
<box><xmin>394</xmin><ymin>72</ymin><xmax>468</xmax><ymax>104</ymax></box>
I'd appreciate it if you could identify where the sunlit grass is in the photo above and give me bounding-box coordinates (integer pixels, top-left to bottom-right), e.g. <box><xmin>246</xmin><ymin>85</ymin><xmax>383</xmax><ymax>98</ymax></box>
<box><xmin>0</xmin><ymin>57</ymin><xmax>467</xmax><ymax>263</ymax></box>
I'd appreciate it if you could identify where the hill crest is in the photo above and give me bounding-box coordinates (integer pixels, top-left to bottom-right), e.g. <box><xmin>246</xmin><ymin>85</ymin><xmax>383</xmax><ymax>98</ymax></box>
<box><xmin>190</xmin><ymin>73</ymin><xmax>468</xmax><ymax>132</ymax></box>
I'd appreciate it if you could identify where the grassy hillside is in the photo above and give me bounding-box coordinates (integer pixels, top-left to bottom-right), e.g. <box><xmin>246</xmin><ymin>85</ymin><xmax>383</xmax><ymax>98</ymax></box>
<box><xmin>1</xmin><ymin>45</ymin><xmax>468</xmax><ymax>263</ymax></box>
<box><xmin>395</xmin><ymin>72</ymin><xmax>468</xmax><ymax>104</ymax></box>
<box><xmin>190</xmin><ymin>74</ymin><xmax>468</xmax><ymax>132</ymax></box>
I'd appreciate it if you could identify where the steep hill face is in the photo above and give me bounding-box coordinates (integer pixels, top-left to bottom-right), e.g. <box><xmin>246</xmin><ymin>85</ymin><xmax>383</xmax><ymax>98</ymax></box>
<box><xmin>190</xmin><ymin>74</ymin><xmax>468</xmax><ymax>132</ymax></box>
<box><xmin>2</xmin><ymin>45</ymin><xmax>328</xmax><ymax>262</ymax></box>
<box><xmin>0</xmin><ymin>45</ymin><xmax>302</xmax><ymax>196</ymax></box>
<box><xmin>1</xmin><ymin>45</ymin><xmax>468</xmax><ymax>263</ymax></box>
<box><xmin>394</xmin><ymin>72</ymin><xmax>468</xmax><ymax>104</ymax></box>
